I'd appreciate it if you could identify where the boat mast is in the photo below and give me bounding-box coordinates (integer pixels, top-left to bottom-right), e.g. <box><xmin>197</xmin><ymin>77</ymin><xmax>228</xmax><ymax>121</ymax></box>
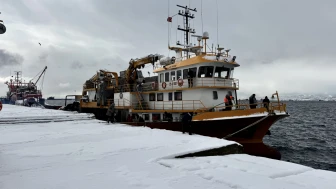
<box><xmin>176</xmin><ymin>5</ymin><xmax>196</xmax><ymax>59</ymax></box>
<box><xmin>14</xmin><ymin>71</ymin><xmax>22</xmax><ymax>88</ymax></box>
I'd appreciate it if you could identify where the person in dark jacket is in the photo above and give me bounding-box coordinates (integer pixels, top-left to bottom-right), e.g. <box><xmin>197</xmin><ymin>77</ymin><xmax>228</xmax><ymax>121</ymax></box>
<box><xmin>187</xmin><ymin>69</ymin><xmax>194</xmax><ymax>88</ymax></box>
<box><xmin>164</xmin><ymin>112</ymin><xmax>173</xmax><ymax>122</ymax></box>
<box><xmin>138</xmin><ymin>115</ymin><xmax>145</xmax><ymax>123</ymax></box>
<box><xmin>263</xmin><ymin>96</ymin><xmax>270</xmax><ymax>111</ymax></box>
<box><xmin>182</xmin><ymin>112</ymin><xmax>193</xmax><ymax>135</ymax></box>
<box><xmin>127</xmin><ymin>114</ymin><xmax>133</xmax><ymax>122</ymax></box>
<box><xmin>249</xmin><ymin>94</ymin><xmax>257</xmax><ymax>109</ymax></box>
<box><xmin>106</xmin><ymin>102</ymin><xmax>115</xmax><ymax>123</ymax></box>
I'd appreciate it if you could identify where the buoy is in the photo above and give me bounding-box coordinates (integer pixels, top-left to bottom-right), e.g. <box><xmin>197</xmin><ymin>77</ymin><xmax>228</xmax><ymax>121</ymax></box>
<box><xmin>178</xmin><ymin>78</ymin><xmax>184</xmax><ymax>87</ymax></box>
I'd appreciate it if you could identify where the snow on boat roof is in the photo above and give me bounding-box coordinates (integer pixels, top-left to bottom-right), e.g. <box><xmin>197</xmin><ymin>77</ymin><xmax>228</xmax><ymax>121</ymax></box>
<box><xmin>0</xmin><ymin>104</ymin><xmax>335</xmax><ymax>189</ymax></box>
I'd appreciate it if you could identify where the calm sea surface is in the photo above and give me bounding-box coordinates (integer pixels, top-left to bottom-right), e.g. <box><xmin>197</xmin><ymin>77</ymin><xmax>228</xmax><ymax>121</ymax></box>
<box><xmin>264</xmin><ymin>101</ymin><xmax>336</xmax><ymax>171</ymax></box>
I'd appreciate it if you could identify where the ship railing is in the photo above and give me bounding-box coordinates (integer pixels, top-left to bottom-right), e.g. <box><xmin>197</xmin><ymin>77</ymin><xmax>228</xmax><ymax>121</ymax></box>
<box><xmin>195</xmin><ymin>78</ymin><xmax>239</xmax><ymax>89</ymax></box>
<box><xmin>83</xmin><ymin>83</ymin><xmax>159</xmax><ymax>93</ymax></box>
<box><xmin>171</xmin><ymin>53</ymin><xmax>232</xmax><ymax>63</ymax></box>
<box><xmin>269</xmin><ymin>102</ymin><xmax>287</xmax><ymax>113</ymax></box>
<box><xmin>114</xmin><ymin>83</ymin><xmax>159</xmax><ymax>93</ymax></box>
<box><xmin>156</xmin><ymin>78</ymin><xmax>239</xmax><ymax>90</ymax></box>
<box><xmin>212</xmin><ymin>101</ymin><xmax>286</xmax><ymax>113</ymax></box>
<box><xmin>106</xmin><ymin>98</ymin><xmax>132</xmax><ymax>108</ymax></box>
<box><xmin>132</xmin><ymin>100</ymin><xmax>207</xmax><ymax>111</ymax></box>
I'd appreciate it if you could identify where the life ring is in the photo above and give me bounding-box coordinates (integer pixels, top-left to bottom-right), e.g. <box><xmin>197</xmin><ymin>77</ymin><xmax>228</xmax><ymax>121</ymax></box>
<box><xmin>178</xmin><ymin>78</ymin><xmax>184</xmax><ymax>87</ymax></box>
<box><xmin>0</xmin><ymin>101</ymin><xmax>2</xmax><ymax>111</ymax></box>
<box><xmin>162</xmin><ymin>82</ymin><xmax>166</xmax><ymax>89</ymax></box>
<box><xmin>151</xmin><ymin>82</ymin><xmax>155</xmax><ymax>89</ymax></box>
<box><xmin>119</xmin><ymin>93</ymin><xmax>123</xmax><ymax>99</ymax></box>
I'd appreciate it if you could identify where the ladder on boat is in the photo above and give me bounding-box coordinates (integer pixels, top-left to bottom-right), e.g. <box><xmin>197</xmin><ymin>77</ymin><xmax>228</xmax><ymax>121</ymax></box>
<box><xmin>135</xmin><ymin>85</ymin><xmax>144</xmax><ymax>110</ymax></box>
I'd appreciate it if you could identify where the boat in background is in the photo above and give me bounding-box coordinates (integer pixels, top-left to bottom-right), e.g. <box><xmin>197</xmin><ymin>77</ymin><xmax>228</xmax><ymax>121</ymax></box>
<box><xmin>4</xmin><ymin>66</ymin><xmax>47</xmax><ymax>106</ymax></box>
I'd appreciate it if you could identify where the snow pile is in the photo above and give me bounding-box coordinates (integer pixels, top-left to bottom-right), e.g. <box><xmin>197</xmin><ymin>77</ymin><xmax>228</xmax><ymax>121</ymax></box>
<box><xmin>0</xmin><ymin>104</ymin><xmax>93</xmax><ymax>124</ymax></box>
<box><xmin>158</xmin><ymin>155</ymin><xmax>336</xmax><ymax>189</ymax></box>
<box><xmin>1</xmin><ymin>105</ymin><xmax>336</xmax><ymax>189</ymax></box>
<box><xmin>14</xmin><ymin>100</ymin><xmax>23</xmax><ymax>105</ymax></box>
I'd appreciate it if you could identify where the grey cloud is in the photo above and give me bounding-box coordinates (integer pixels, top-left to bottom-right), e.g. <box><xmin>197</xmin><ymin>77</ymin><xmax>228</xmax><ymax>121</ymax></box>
<box><xmin>39</xmin><ymin>53</ymin><xmax>48</xmax><ymax>63</ymax></box>
<box><xmin>0</xmin><ymin>49</ymin><xmax>24</xmax><ymax>68</ymax></box>
<box><xmin>70</xmin><ymin>61</ymin><xmax>84</xmax><ymax>69</ymax></box>
<box><xmin>1</xmin><ymin>0</ymin><xmax>336</xmax><ymax>96</ymax></box>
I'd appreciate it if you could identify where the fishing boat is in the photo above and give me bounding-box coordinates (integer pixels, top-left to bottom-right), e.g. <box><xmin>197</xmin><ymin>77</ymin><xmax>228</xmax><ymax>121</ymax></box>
<box><xmin>79</xmin><ymin>5</ymin><xmax>289</xmax><ymax>159</ymax></box>
<box><xmin>4</xmin><ymin>66</ymin><xmax>47</xmax><ymax>105</ymax></box>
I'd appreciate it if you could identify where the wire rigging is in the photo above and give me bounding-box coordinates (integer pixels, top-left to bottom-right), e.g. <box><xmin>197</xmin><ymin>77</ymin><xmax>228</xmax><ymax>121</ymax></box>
<box><xmin>201</xmin><ymin>0</ymin><xmax>204</xmax><ymax>46</ymax></box>
<box><xmin>216</xmin><ymin>0</ymin><xmax>219</xmax><ymax>48</ymax></box>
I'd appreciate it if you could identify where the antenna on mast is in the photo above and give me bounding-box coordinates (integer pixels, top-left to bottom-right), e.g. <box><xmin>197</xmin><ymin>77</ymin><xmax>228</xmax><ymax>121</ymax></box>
<box><xmin>176</xmin><ymin>4</ymin><xmax>197</xmax><ymax>58</ymax></box>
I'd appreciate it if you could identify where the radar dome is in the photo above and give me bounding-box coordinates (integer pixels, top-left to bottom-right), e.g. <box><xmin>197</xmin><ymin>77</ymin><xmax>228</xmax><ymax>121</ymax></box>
<box><xmin>202</xmin><ymin>31</ymin><xmax>209</xmax><ymax>39</ymax></box>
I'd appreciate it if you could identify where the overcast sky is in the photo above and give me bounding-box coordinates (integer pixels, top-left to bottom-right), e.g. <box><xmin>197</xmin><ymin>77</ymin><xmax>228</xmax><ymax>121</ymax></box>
<box><xmin>1</xmin><ymin>0</ymin><xmax>336</xmax><ymax>98</ymax></box>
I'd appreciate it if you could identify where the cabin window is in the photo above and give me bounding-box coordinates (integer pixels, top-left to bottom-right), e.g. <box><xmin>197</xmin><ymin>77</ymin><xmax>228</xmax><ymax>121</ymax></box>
<box><xmin>165</xmin><ymin>72</ymin><xmax>169</xmax><ymax>82</ymax></box>
<box><xmin>198</xmin><ymin>66</ymin><xmax>214</xmax><ymax>78</ymax></box>
<box><xmin>213</xmin><ymin>91</ymin><xmax>218</xmax><ymax>100</ymax></box>
<box><xmin>174</xmin><ymin>91</ymin><xmax>182</xmax><ymax>101</ymax></box>
<box><xmin>183</xmin><ymin>69</ymin><xmax>188</xmax><ymax>79</ymax></box>
<box><xmin>183</xmin><ymin>67</ymin><xmax>197</xmax><ymax>79</ymax></box>
<box><xmin>149</xmin><ymin>93</ymin><xmax>156</xmax><ymax>101</ymax></box>
<box><xmin>159</xmin><ymin>73</ymin><xmax>164</xmax><ymax>83</ymax></box>
<box><xmin>230</xmin><ymin>68</ymin><xmax>234</xmax><ymax>78</ymax></box>
<box><xmin>157</xmin><ymin>93</ymin><xmax>163</xmax><ymax>101</ymax></box>
<box><xmin>177</xmin><ymin>70</ymin><xmax>182</xmax><ymax>80</ymax></box>
<box><xmin>214</xmin><ymin>66</ymin><xmax>230</xmax><ymax>78</ymax></box>
<box><xmin>152</xmin><ymin>113</ymin><xmax>161</xmax><ymax>122</ymax></box>
<box><xmin>190</xmin><ymin>67</ymin><xmax>197</xmax><ymax>77</ymax></box>
<box><xmin>168</xmin><ymin>92</ymin><xmax>172</xmax><ymax>101</ymax></box>
<box><xmin>171</xmin><ymin>71</ymin><xmax>176</xmax><ymax>81</ymax></box>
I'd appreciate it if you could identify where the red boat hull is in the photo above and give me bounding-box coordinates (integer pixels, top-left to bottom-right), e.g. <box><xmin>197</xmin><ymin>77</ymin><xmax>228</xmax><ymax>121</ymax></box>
<box><xmin>124</xmin><ymin>114</ymin><xmax>288</xmax><ymax>159</ymax></box>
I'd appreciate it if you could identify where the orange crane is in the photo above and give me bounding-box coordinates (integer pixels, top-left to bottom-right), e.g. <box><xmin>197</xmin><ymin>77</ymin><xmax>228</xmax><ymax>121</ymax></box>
<box><xmin>125</xmin><ymin>54</ymin><xmax>163</xmax><ymax>84</ymax></box>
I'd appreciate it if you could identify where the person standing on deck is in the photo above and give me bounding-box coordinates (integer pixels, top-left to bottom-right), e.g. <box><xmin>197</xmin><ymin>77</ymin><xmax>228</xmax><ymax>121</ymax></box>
<box><xmin>249</xmin><ymin>94</ymin><xmax>257</xmax><ymax>109</ymax></box>
<box><xmin>137</xmin><ymin>79</ymin><xmax>145</xmax><ymax>92</ymax></box>
<box><xmin>182</xmin><ymin>112</ymin><xmax>193</xmax><ymax>135</ymax></box>
<box><xmin>224</xmin><ymin>94</ymin><xmax>233</xmax><ymax>111</ymax></box>
<box><xmin>263</xmin><ymin>96</ymin><xmax>270</xmax><ymax>111</ymax></box>
<box><xmin>106</xmin><ymin>102</ymin><xmax>115</xmax><ymax>123</ymax></box>
<box><xmin>187</xmin><ymin>69</ymin><xmax>194</xmax><ymax>88</ymax></box>
<box><xmin>228</xmin><ymin>91</ymin><xmax>235</xmax><ymax>109</ymax></box>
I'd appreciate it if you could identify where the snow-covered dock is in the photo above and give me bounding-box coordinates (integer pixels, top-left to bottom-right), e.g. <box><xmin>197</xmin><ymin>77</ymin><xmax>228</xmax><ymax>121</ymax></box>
<box><xmin>1</xmin><ymin>105</ymin><xmax>335</xmax><ymax>189</ymax></box>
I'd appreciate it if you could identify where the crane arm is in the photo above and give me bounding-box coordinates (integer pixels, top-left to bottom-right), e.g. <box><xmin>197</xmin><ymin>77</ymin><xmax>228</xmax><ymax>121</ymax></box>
<box><xmin>89</xmin><ymin>70</ymin><xmax>119</xmax><ymax>86</ymax></box>
<box><xmin>125</xmin><ymin>54</ymin><xmax>163</xmax><ymax>84</ymax></box>
<box><xmin>34</xmin><ymin>66</ymin><xmax>47</xmax><ymax>85</ymax></box>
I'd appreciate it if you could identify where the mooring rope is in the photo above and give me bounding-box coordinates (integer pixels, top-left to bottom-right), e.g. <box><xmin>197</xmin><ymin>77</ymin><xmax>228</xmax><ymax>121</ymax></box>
<box><xmin>223</xmin><ymin>114</ymin><xmax>271</xmax><ymax>139</ymax></box>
